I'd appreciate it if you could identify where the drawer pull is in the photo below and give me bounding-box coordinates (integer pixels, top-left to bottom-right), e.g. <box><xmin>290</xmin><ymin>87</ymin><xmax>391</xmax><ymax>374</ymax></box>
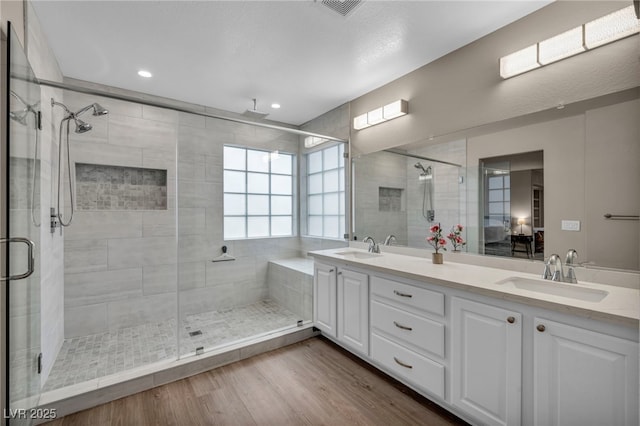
<box><xmin>394</xmin><ymin>357</ymin><xmax>413</xmax><ymax>369</ymax></box>
<box><xmin>393</xmin><ymin>290</ymin><xmax>413</xmax><ymax>298</ymax></box>
<box><xmin>537</xmin><ymin>324</ymin><xmax>546</xmax><ymax>332</ymax></box>
<box><xmin>393</xmin><ymin>321</ymin><xmax>413</xmax><ymax>331</ymax></box>
<box><xmin>507</xmin><ymin>316</ymin><xmax>516</xmax><ymax>324</ymax></box>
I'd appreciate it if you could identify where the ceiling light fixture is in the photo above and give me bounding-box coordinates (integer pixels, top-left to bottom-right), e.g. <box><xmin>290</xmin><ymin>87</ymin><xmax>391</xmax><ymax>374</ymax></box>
<box><xmin>353</xmin><ymin>99</ymin><xmax>408</xmax><ymax>130</ymax></box>
<box><xmin>500</xmin><ymin>6</ymin><xmax>639</xmax><ymax>79</ymax></box>
<box><xmin>137</xmin><ymin>70</ymin><xmax>153</xmax><ymax>78</ymax></box>
<box><xmin>271</xmin><ymin>103</ymin><xmax>281</xmax><ymax>109</ymax></box>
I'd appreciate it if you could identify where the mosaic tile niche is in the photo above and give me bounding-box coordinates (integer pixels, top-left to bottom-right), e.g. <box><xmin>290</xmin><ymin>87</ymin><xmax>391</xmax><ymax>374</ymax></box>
<box><xmin>75</xmin><ymin>163</ymin><xmax>167</xmax><ymax>210</ymax></box>
<box><xmin>378</xmin><ymin>187</ymin><xmax>403</xmax><ymax>212</ymax></box>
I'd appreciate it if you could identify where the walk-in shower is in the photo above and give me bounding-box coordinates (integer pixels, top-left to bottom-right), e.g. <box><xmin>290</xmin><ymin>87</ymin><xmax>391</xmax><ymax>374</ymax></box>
<box><xmin>51</xmin><ymin>98</ymin><xmax>109</xmax><ymax>227</ymax></box>
<box><xmin>415</xmin><ymin>161</ymin><xmax>435</xmax><ymax>222</ymax></box>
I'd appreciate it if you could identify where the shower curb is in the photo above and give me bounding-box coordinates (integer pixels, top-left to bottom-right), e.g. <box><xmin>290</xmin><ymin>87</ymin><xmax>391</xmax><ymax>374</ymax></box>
<box><xmin>35</xmin><ymin>326</ymin><xmax>318</xmax><ymax>423</ymax></box>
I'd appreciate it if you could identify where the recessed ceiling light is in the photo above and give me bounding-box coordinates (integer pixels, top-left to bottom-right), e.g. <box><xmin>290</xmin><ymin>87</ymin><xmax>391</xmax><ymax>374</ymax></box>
<box><xmin>271</xmin><ymin>103</ymin><xmax>281</xmax><ymax>109</ymax></box>
<box><xmin>137</xmin><ymin>70</ymin><xmax>152</xmax><ymax>78</ymax></box>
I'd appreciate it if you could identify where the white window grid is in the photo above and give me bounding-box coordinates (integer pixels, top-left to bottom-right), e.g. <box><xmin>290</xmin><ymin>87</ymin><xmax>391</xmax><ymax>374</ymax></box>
<box><xmin>306</xmin><ymin>143</ymin><xmax>346</xmax><ymax>239</ymax></box>
<box><xmin>223</xmin><ymin>146</ymin><xmax>294</xmax><ymax>239</ymax></box>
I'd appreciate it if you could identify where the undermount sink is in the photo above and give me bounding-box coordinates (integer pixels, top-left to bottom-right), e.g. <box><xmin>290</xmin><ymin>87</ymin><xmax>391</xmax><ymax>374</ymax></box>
<box><xmin>334</xmin><ymin>250</ymin><xmax>382</xmax><ymax>260</ymax></box>
<box><xmin>495</xmin><ymin>276</ymin><xmax>609</xmax><ymax>302</ymax></box>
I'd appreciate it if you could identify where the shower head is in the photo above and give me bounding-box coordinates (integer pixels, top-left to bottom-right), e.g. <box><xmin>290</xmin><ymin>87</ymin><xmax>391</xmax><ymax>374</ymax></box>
<box><xmin>243</xmin><ymin>98</ymin><xmax>269</xmax><ymax>119</ymax></box>
<box><xmin>10</xmin><ymin>91</ymin><xmax>39</xmax><ymax>126</ymax></box>
<box><xmin>414</xmin><ymin>162</ymin><xmax>433</xmax><ymax>179</ymax></box>
<box><xmin>75</xmin><ymin>102</ymin><xmax>109</xmax><ymax>117</ymax></box>
<box><xmin>74</xmin><ymin>118</ymin><xmax>93</xmax><ymax>133</ymax></box>
<box><xmin>9</xmin><ymin>110</ymin><xmax>29</xmax><ymax>126</ymax></box>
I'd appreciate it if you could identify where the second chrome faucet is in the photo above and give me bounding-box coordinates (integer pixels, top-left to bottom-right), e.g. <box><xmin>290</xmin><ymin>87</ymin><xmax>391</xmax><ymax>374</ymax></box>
<box><xmin>543</xmin><ymin>249</ymin><xmax>578</xmax><ymax>283</ymax></box>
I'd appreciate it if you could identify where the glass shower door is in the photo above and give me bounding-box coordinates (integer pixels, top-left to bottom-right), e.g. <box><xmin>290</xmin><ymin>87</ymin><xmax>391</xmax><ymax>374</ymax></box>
<box><xmin>3</xmin><ymin>23</ymin><xmax>42</xmax><ymax>425</ymax></box>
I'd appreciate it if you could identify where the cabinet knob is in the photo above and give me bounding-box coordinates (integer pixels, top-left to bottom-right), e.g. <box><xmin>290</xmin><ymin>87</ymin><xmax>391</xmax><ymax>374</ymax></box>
<box><xmin>536</xmin><ymin>324</ymin><xmax>546</xmax><ymax>332</ymax></box>
<box><xmin>338</xmin><ymin>271</ymin><xmax>342</xmax><ymax>275</ymax></box>
<box><xmin>329</xmin><ymin>269</ymin><xmax>334</xmax><ymax>273</ymax></box>
<box><xmin>507</xmin><ymin>316</ymin><xmax>516</xmax><ymax>324</ymax></box>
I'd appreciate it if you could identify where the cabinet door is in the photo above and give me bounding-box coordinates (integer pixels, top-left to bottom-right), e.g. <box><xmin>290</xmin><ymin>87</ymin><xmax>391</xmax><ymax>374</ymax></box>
<box><xmin>337</xmin><ymin>268</ymin><xmax>369</xmax><ymax>355</ymax></box>
<box><xmin>451</xmin><ymin>297</ymin><xmax>522</xmax><ymax>426</ymax></box>
<box><xmin>533</xmin><ymin>318</ymin><xmax>639</xmax><ymax>426</ymax></box>
<box><xmin>313</xmin><ymin>263</ymin><xmax>337</xmax><ymax>337</ymax></box>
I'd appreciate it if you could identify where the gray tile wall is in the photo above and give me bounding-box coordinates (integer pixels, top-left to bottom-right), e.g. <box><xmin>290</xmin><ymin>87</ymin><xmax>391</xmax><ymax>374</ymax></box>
<box><xmin>62</xmin><ymin>90</ymin><xmax>179</xmax><ymax>338</ymax></box>
<box><xmin>176</xmin><ymin>110</ymin><xmax>303</xmax><ymax>324</ymax></box>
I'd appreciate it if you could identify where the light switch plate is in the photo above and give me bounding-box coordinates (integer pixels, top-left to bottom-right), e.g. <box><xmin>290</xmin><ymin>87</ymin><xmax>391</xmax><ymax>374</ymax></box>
<box><xmin>561</xmin><ymin>220</ymin><xmax>581</xmax><ymax>231</ymax></box>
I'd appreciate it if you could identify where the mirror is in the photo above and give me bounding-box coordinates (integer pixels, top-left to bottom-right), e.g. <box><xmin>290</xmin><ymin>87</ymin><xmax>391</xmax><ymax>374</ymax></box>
<box><xmin>352</xmin><ymin>95</ymin><xmax>639</xmax><ymax>271</ymax></box>
<box><xmin>353</xmin><ymin>141</ymin><xmax>465</xmax><ymax>249</ymax></box>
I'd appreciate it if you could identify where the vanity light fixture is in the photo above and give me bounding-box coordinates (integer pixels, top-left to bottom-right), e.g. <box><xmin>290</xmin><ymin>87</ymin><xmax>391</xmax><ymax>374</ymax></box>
<box><xmin>353</xmin><ymin>99</ymin><xmax>408</xmax><ymax>130</ymax></box>
<box><xmin>137</xmin><ymin>70</ymin><xmax>153</xmax><ymax>78</ymax></box>
<box><xmin>271</xmin><ymin>103</ymin><xmax>281</xmax><ymax>109</ymax></box>
<box><xmin>500</xmin><ymin>5</ymin><xmax>639</xmax><ymax>79</ymax></box>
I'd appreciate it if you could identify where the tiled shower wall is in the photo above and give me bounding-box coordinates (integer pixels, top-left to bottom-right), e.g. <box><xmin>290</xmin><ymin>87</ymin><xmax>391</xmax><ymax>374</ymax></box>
<box><xmin>176</xmin><ymin>109</ymin><xmax>303</xmax><ymax>324</ymax></box>
<box><xmin>62</xmin><ymin>89</ymin><xmax>178</xmax><ymax>338</ymax></box>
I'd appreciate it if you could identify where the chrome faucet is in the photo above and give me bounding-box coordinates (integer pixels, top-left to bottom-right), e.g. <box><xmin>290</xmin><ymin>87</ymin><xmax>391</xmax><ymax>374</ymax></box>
<box><xmin>543</xmin><ymin>251</ymin><xmax>578</xmax><ymax>283</ymax></box>
<box><xmin>544</xmin><ymin>254</ymin><xmax>564</xmax><ymax>282</ymax></box>
<box><xmin>363</xmin><ymin>236</ymin><xmax>380</xmax><ymax>253</ymax></box>
<box><xmin>383</xmin><ymin>235</ymin><xmax>397</xmax><ymax>246</ymax></box>
<box><xmin>564</xmin><ymin>249</ymin><xmax>578</xmax><ymax>283</ymax></box>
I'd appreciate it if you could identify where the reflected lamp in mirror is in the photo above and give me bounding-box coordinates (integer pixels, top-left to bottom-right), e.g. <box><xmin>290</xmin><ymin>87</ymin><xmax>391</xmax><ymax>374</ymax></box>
<box><xmin>353</xmin><ymin>99</ymin><xmax>408</xmax><ymax>130</ymax></box>
<box><xmin>517</xmin><ymin>217</ymin><xmax>526</xmax><ymax>235</ymax></box>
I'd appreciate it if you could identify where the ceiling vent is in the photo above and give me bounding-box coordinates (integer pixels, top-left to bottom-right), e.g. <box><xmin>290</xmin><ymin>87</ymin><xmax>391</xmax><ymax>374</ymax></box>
<box><xmin>321</xmin><ymin>0</ymin><xmax>363</xmax><ymax>17</ymax></box>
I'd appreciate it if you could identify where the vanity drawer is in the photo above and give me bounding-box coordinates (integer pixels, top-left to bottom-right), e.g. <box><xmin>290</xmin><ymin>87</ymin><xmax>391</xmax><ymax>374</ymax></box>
<box><xmin>371</xmin><ymin>333</ymin><xmax>445</xmax><ymax>400</ymax></box>
<box><xmin>371</xmin><ymin>300</ymin><xmax>445</xmax><ymax>358</ymax></box>
<box><xmin>371</xmin><ymin>276</ymin><xmax>444</xmax><ymax>317</ymax></box>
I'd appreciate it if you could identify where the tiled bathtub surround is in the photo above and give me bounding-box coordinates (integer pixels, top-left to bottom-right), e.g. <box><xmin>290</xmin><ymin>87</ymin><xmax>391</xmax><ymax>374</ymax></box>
<box><xmin>75</xmin><ymin>163</ymin><xmax>167</xmax><ymax>210</ymax></box>
<box><xmin>43</xmin><ymin>300</ymin><xmax>300</xmax><ymax>391</ymax></box>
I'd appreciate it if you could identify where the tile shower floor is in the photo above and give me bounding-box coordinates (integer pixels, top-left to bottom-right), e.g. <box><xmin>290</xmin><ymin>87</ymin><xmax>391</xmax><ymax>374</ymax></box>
<box><xmin>43</xmin><ymin>300</ymin><xmax>303</xmax><ymax>391</ymax></box>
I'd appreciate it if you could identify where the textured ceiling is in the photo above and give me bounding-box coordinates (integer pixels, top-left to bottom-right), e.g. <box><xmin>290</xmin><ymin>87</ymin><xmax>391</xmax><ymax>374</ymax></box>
<box><xmin>31</xmin><ymin>1</ymin><xmax>551</xmax><ymax>126</ymax></box>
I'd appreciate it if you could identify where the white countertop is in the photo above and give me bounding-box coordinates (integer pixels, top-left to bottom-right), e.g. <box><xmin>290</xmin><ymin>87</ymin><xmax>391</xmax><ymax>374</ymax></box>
<box><xmin>308</xmin><ymin>248</ymin><xmax>640</xmax><ymax>327</ymax></box>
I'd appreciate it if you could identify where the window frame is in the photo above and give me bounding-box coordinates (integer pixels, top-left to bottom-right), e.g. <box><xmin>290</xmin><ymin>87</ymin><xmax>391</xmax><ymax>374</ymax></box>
<box><xmin>223</xmin><ymin>145</ymin><xmax>295</xmax><ymax>239</ymax></box>
<box><xmin>305</xmin><ymin>143</ymin><xmax>346</xmax><ymax>240</ymax></box>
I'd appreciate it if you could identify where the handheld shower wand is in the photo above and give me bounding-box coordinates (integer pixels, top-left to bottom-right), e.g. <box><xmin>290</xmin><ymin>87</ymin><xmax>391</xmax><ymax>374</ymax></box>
<box><xmin>51</xmin><ymin>98</ymin><xmax>109</xmax><ymax>229</ymax></box>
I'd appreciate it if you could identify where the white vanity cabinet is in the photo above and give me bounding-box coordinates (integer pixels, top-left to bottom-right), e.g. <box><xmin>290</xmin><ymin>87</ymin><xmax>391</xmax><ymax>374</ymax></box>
<box><xmin>314</xmin><ymin>262</ymin><xmax>369</xmax><ymax>355</ymax></box>
<box><xmin>310</xmin><ymin>251</ymin><xmax>639</xmax><ymax>426</ymax></box>
<box><xmin>370</xmin><ymin>276</ymin><xmax>446</xmax><ymax>399</ymax></box>
<box><xmin>532</xmin><ymin>318</ymin><xmax>639</xmax><ymax>426</ymax></box>
<box><xmin>337</xmin><ymin>268</ymin><xmax>369</xmax><ymax>356</ymax></box>
<box><xmin>451</xmin><ymin>297</ymin><xmax>522</xmax><ymax>426</ymax></box>
<box><xmin>313</xmin><ymin>262</ymin><xmax>337</xmax><ymax>337</ymax></box>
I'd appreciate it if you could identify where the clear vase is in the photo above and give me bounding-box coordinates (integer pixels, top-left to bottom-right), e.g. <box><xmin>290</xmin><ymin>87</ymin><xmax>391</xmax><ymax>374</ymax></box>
<box><xmin>432</xmin><ymin>252</ymin><xmax>443</xmax><ymax>264</ymax></box>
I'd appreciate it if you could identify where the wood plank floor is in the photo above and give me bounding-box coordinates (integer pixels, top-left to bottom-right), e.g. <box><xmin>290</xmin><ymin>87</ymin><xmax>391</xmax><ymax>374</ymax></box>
<box><xmin>44</xmin><ymin>337</ymin><xmax>469</xmax><ymax>426</ymax></box>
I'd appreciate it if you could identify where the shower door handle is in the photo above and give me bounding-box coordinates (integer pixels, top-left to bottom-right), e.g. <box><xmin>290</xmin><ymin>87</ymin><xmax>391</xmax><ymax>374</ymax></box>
<box><xmin>1</xmin><ymin>237</ymin><xmax>35</xmax><ymax>281</ymax></box>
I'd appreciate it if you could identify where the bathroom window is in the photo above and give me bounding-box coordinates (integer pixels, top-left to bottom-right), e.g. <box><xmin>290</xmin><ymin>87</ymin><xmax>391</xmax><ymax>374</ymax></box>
<box><xmin>306</xmin><ymin>143</ymin><xmax>345</xmax><ymax>239</ymax></box>
<box><xmin>223</xmin><ymin>146</ymin><xmax>294</xmax><ymax>239</ymax></box>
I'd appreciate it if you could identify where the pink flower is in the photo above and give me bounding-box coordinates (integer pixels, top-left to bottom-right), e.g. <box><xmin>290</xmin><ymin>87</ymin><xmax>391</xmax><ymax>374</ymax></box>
<box><xmin>429</xmin><ymin>225</ymin><xmax>440</xmax><ymax>233</ymax></box>
<box><xmin>456</xmin><ymin>224</ymin><xmax>464</xmax><ymax>231</ymax></box>
<box><xmin>456</xmin><ymin>236</ymin><xmax>463</xmax><ymax>243</ymax></box>
<box><xmin>438</xmin><ymin>238</ymin><xmax>447</xmax><ymax>246</ymax></box>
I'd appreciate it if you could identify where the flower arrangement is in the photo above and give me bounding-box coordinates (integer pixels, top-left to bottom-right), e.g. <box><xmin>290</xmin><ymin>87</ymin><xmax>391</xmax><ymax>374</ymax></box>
<box><xmin>447</xmin><ymin>224</ymin><xmax>466</xmax><ymax>252</ymax></box>
<box><xmin>426</xmin><ymin>223</ymin><xmax>447</xmax><ymax>253</ymax></box>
